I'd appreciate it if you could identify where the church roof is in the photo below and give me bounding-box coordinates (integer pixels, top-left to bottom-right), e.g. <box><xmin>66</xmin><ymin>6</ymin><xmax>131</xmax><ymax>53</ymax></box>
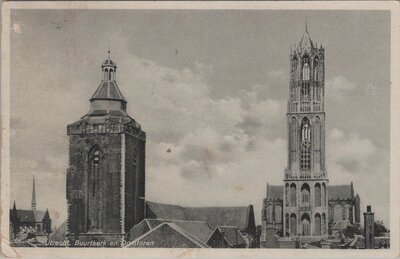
<box><xmin>14</xmin><ymin>210</ymin><xmax>35</xmax><ymax>222</ymax></box>
<box><xmin>146</xmin><ymin>201</ymin><xmax>254</xmax><ymax>231</ymax></box>
<box><xmin>129</xmin><ymin>219</ymin><xmax>212</xmax><ymax>244</ymax></box>
<box><xmin>10</xmin><ymin>209</ymin><xmax>49</xmax><ymax>223</ymax></box>
<box><xmin>212</xmin><ymin>226</ymin><xmax>247</xmax><ymax>247</ymax></box>
<box><xmin>126</xmin><ymin>222</ymin><xmax>209</xmax><ymax>248</ymax></box>
<box><xmin>90</xmin><ymin>81</ymin><xmax>126</xmax><ymax>102</ymax></box>
<box><xmin>267</xmin><ymin>185</ymin><xmax>283</xmax><ymax>200</ymax></box>
<box><xmin>328</xmin><ymin>185</ymin><xmax>353</xmax><ymax>200</ymax></box>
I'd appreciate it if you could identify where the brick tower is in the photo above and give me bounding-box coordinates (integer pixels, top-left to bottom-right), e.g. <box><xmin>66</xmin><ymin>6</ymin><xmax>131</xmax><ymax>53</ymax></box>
<box><xmin>282</xmin><ymin>25</ymin><xmax>328</xmax><ymax>241</ymax></box>
<box><xmin>364</xmin><ymin>205</ymin><xmax>375</xmax><ymax>248</ymax></box>
<box><xmin>66</xmin><ymin>51</ymin><xmax>146</xmax><ymax>245</ymax></box>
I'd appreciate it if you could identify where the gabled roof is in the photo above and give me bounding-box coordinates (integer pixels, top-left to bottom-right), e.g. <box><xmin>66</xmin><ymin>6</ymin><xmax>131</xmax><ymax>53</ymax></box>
<box><xmin>213</xmin><ymin>226</ymin><xmax>247</xmax><ymax>247</ymax></box>
<box><xmin>125</xmin><ymin>222</ymin><xmax>209</xmax><ymax>248</ymax></box>
<box><xmin>90</xmin><ymin>81</ymin><xmax>126</xmax><ymax>102</ymax></box>
<box><xmin>49</xmin><ymin>221</ymin><xmax>67</xmax><ymax>242</ymax></box>
<box><xmin>328</xmin><ymin>185</ymin><xmax>353</xmax><ymax>200</ymax></box>
<box><xmin>10</xmin><ymin>209</ymin><xmax>49</xmax><ymax>223</ymax></box>
<box><xmin>15</xmin><ymin>210</ymin><xmax>34</xmax><ymax>222</ymax></box>
<box><xmin>129</xmin><ymin>219</ymin><xmax>212</xmax><ymax>244</ymax></box>
<box><xmin>146</xmin><ymin>201</ymin><xmax>254</xmax><ymax>231</ymax></box>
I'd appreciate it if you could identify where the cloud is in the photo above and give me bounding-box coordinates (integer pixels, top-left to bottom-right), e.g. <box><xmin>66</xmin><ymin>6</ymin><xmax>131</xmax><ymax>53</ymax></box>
<box><xmin>326</xmin><ymin>75</ymin><xmax>357</xmax><ymax>102</ymax></box>
<box><xmin>267</xmin><ymin>69</ymin><xmax>285</xmax><ymax>79</ymax></box>
<box><xmin>327</xmin><ymin>128</ymin><xmax>376</xmax><ymax>174</ymax></box>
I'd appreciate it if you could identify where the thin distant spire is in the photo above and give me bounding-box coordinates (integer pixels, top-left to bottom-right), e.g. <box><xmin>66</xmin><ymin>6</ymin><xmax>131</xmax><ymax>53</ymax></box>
<box><xmin>31</xmin><ymin>175</ymin><xmax>36</xmax><ymax>212</ymax></box>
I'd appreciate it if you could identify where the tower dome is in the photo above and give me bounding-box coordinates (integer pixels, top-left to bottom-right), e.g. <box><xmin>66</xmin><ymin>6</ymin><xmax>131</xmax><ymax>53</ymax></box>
<box><xmin>89</xmin><ymin>50</ymin><xmax>127</xmax><ymax>111</ymax></box>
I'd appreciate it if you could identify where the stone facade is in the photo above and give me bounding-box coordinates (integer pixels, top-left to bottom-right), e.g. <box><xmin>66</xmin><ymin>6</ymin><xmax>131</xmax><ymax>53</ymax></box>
<box><xmin>284</xmin><ymin>25</ymin><xmax>328</xmax><ymax>241</ymax></box>
<box><xmin>261</xmin><ymin>27</ymin><xmax>360</xmax><ymax>247</ymax></box>
<box><xmin>66</xmin><ymin>53</ymin><xmax>145</xmax><ymax>245</ymax></box>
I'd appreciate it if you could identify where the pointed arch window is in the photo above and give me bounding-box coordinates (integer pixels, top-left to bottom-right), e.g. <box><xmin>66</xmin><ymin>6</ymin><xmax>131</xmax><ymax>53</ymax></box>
<box><xmin>315</xmin><ymin>183</ymin><xmax>321</xmax><ymax>207</ymax></box>
<box><xmin>132</xmin><ymin>147</ymin><xmax>138</xmax><ymax>173</ymax></box>
<box><xmin>275</xmin><ymin>205</ymin><xmax>282</xmax><ymax>223</ymax></box>
<box><xmin>292</xmin><ymin>58</ymin><xmax>298</xmax><ymax>80</ymax></box>
<box><xmin>290</xmin><ymin>183</ymin><xmax>297</xmax><ymax>207</ymax></box>
<box><xmin>266</xmin><ymin>206</ymin><xmax>274</xmax><ymax>223</ymax></box>
<box><xmin>300</xmin><ymin>117</ymin><xmax>311</xmax><ymax>172</ymax></box>
<box><xmin>301</xmin><ymin>184</ymin><xmax>310</xmax><ymax>206</ymax></box>
<box><xmin>104</xmin><ymin>69</ymin><xmax>108</xmax><ymax>80</ymax></box>
<box><xmin>88</xmin><ymin>147</ymin><xmax>102</xmax><ymax>231</ymax></box>
<box><xmin>302</xmin><ymin>57</ymin><xmax>310</xmax><ymax>81</ymax></box>
<box><xmin>313</xmin><ymin>58</ymin><xmax>319</xmax><ymax>81</ymax></box>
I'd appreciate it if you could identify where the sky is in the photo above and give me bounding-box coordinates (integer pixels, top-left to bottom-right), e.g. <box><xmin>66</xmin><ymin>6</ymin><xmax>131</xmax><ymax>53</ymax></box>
<box><xmin>10</xmin><ymin>9</ymin><xmax>390</xmax><ymax>229</ymax></box>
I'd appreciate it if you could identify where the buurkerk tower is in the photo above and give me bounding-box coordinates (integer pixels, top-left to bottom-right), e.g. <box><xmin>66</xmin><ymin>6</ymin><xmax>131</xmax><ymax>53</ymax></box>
<box><xmin>66</xmin><ymin>52</ymin><xmax>146</xmax><ymax>245</ymax></box>
<box><xmin>283</xmin><ymin>25</ymin><xmax>328</xmax><ymax>238</ymax></box>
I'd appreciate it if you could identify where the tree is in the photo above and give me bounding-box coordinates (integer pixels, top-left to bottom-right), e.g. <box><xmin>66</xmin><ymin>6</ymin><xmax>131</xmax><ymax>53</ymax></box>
<box><xmin>343</xmin><ymin>225</ymin><xmax>355</xmax><ymax>239</ymax></box>
<box><xmin>374</xmin><ymin>221</ymin><xmax>388</xmax><ymax>237</ymax></box>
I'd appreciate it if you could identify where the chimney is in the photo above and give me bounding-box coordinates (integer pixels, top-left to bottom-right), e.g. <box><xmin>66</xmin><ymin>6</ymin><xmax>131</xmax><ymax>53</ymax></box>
<box><xmin>367</xmin><ymin>205</ymin><xmax>371</xmax><ymax>213</ymax></box>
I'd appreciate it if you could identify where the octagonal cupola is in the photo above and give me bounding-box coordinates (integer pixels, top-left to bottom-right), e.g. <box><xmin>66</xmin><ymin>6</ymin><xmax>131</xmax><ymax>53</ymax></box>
<box><xmin>90</xmin><ymin>50</ymin><xmax>127</xmax><ymax>111</ymax></box>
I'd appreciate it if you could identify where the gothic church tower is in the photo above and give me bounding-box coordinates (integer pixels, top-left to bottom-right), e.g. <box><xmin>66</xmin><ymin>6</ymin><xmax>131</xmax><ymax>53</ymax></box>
<box><xmin>66</xmin><ymin>52</ymin><xmax>146</xmax><ymax>245</ymax></box>
<box><xmin>282</xmin><ymin>26</ymin><xmax>328</xmax><ymax>240</ymax></box>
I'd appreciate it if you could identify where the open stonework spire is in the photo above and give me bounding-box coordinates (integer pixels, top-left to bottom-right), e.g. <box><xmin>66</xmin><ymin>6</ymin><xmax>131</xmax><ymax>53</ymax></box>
<box><xmin>298</xmin><ymin>23</ymin><xmax>315</xmax><ymax>50</ymax></box>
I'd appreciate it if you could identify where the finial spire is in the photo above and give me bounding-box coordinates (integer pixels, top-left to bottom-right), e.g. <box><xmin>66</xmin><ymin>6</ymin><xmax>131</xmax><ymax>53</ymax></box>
<box><xmin>107</xmin><ymin>41</ymin><xmax>111</xmax><ymax>59</ymax></box>
<box><xmin>31</xmin><ymin>175</ymin><xmax>36</xmax><ymax>212</ymax></box>
<box><xmin>305</xmin><ymin>17</ymin><xmax>309</xmax><ymax>34</ymax></box>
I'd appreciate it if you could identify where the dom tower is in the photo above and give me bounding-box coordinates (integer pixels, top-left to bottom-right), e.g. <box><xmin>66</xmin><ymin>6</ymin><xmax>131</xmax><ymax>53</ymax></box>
<box><xmin>66</xmin><ymin>52</ymin><xmax>146</xmax><ymax>245</ymax></box>
<box><xmin>283</xmin><ymin>26</ymin><xmax>328</xmax><ymax>240</ymax></box>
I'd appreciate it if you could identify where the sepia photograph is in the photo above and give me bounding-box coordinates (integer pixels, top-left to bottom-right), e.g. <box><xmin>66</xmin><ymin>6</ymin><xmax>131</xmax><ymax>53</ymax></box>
<box><xmin>1</xmin><ymin>1</ymin><xmax>399</xmax><ymax>258</ymax></box>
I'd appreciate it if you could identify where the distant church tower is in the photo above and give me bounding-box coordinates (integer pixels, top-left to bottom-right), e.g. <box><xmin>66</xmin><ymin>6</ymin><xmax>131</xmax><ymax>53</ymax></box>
<box><xmin>282</xmin><ymin>25</ymin><xmax>328</xmax><ymax>239</ymax></box>
<box><xmin>31</xmin><ymin>175</ymin><xmax>36</xmax><ymax>212</ymax></box>
<box><xmin>66</xmin><ymin>51</ymin><xmax>146</xmax><ymax>245</ymax></box>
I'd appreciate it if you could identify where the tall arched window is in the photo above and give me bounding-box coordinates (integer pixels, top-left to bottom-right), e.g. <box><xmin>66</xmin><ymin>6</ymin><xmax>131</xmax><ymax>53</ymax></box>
<box><xmin>322</xmin><ymin>183</ymin><xmax>326</xmax><ymax>206</ymax></box>
<box><xmin>334</xmin><ymin>204</ymin><xmax>344</xmax><ymax>222</ymax></box>
<box><xmin>290</xmin><ymin>183</ymin><xmax>297</xmax><ymax>207</ymax></box>
<box><xmin>285</xmin><ymin>183</ymin><xmax>289</xmax><ymax>206</ymax></box>
<box><xmin>300</xmin><ymin>117</ymin><xmax>311</xmax><ymax>172</ymax></box>
<box><xmin>285</xmin><ymin>214</ymin><xmax>290</xmax><ymax>236</ymax></box>
<box><xmin>104</xmin><ymin>68</ymin><xmax>108</xmax><ymax>80</ymax></box>
<box><xmin>322</xmin><ymin>213</ymin><xmax>326</xmax><ymax>234</ymax></box>
<box><xmin>275</xmin><ymin>205</ymin><xmax>282</xmax><ymax>223</ymax></box>
<box><xmin>315</xmin><ymin>183</ymin><xmax>321</xmax><ymax>207</ymax></box>
<box><xmin>313</xmin><ymin>58</ymin><xmax>319</xmax><ymax>81</ymax></box>
<box><xmin>301</xmin><ymin>184</ymin><xmax>310</xmax><ymax>206</ymax></box>
<box><xmin>301</xmin><ymin>213</ymin><xmax>310</xmax><ymax>236</ymax></box>
<box><xmin>289</xmin><ymin>117</ymin><xmax>297</xmax><ymax>167</ymax></box>
<box><xmin>266</xmin><ymin>206</ymin><xmax>274</xmax><ymax>223</ymax></box>
<box><xmin>88</xmin><ymin>147</ymin><xmax>102</xmax><ymax>231</ymax></box>
<box><xmin>314</xmin><ymin>213</ymin><xmax>321</xmax><ymax>236</ymax></box>
<box><xmin>290</xmin><ymin>214</ymin><xmax>297</xmax><ymax>236</ymax></box>
<box><xmin>292</xmin><ymin>58</ymin><xmax>298</xmax><ymax>80</ymax></box>
<box><xmin>302</xmin><ymin>56</ymin><xmax>310</xmax><ymax>80</ymax></box>
<box><xmin>132</xmin><ymin>147</ymin><xmax>138</xmax><ymax>173</ymax></box>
